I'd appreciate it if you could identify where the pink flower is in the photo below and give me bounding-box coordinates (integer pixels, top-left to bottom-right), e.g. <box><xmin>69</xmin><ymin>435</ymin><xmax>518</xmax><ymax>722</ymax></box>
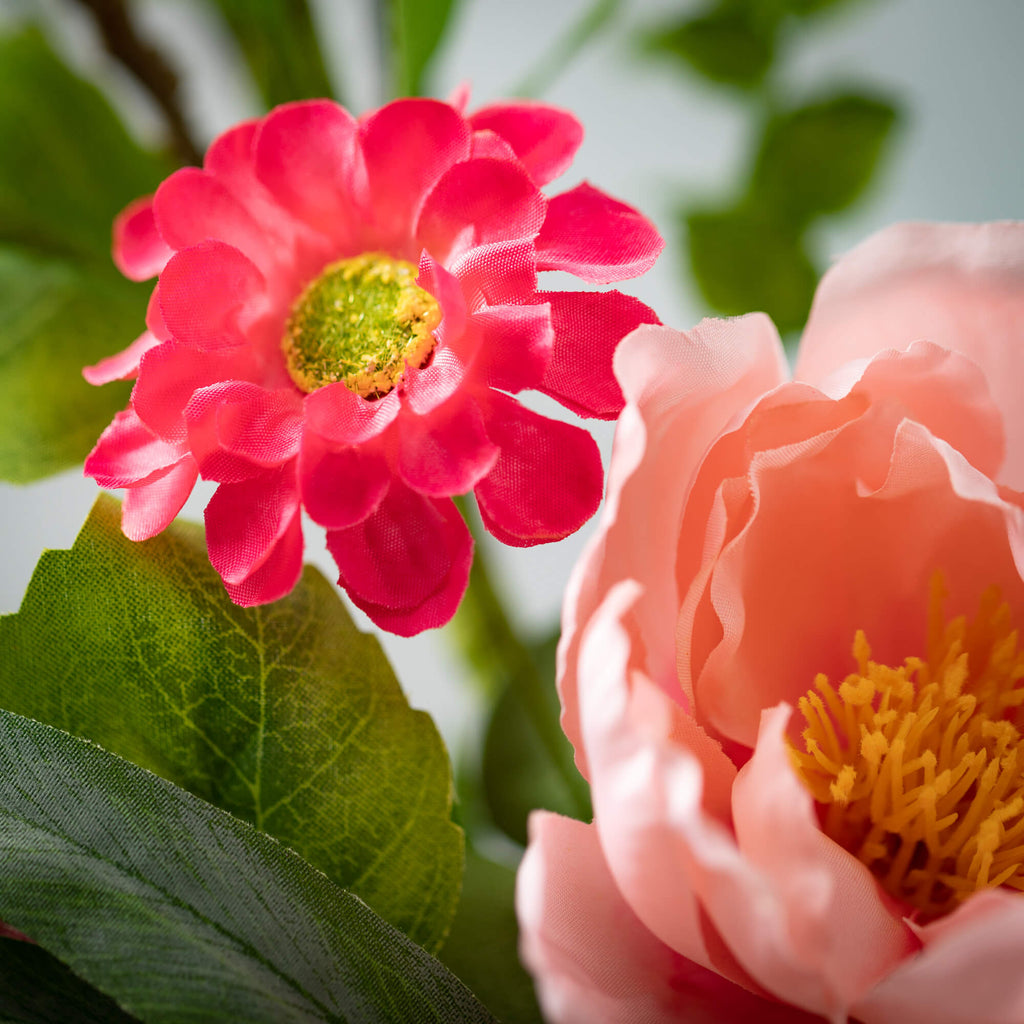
<box><xmin>517</xmin><ymin>222</ymin><xmax>1024</xmax><ymax>1023</ymax></box>
<box><xmin>84</xmin><ymin>97</ymin><xmax>662</xmax><ymax>634</ymax></box>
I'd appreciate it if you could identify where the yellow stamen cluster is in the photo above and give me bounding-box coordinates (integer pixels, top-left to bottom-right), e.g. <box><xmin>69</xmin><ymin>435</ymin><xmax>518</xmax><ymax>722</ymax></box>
<box><xmin>789</xmin><ymin>576</ymin><xmax>1024</xmax><ymax>919</ymax></box>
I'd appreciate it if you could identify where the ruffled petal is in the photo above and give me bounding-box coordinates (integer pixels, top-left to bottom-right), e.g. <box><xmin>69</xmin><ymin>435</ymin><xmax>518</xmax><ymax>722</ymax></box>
<box><xmin>535</xmin><ymin>182</ymin><xmax>663</xmax><ymax>284</ymax></box>
<box><xmin>539</xmin><ymin>289</ymin><xmax>660</xmax><ymax>419</ymax></box>
<box><xmin>469</xmin><ymin>303</ymin><xmax>553</xmax><ymax>393</ymax></box>
<box><xmin>112</xmin><ymin>195</ymin><xmax>172</xmax><ymax>281</ymax></box>
<box><xmin>470</xmin><ymin>101</ymin><xmax>583</xmax><ymax>186</ymax></box>
<box><xmin>121</xmin><ymin>456</ymin><xmax>198</xmax><ymax>541</ymax></box>
<box><xmin>302</xmin><ymin>382</ymin><xmax>400</xmax><ymax>445</ymax></box>
<box><xmin>326</xmin><ymin>484</ymin><xmax>472</xmax><ymax>636</ymax></box>
<box><xmin>85</xmin><ymin>407</ymin><xmax>189</xmax><ymax>487</ymax></box>
<box><xmin>474</xmin><ymin>393</ymin><xmax>602</xmax><ymax>547</ymax></box>
<box><xmin>298</xmin><ymin>426</ymin><xmax>389</xmax><ymax>530</ymax></box>
<box><xmin>223</xmin><ymin>510</ymin><xmax>304</xmax><ymax>607</ymax></box>
<box><xmin>83</xmin><ymin>330</ymin><xmax>161</xmax><ymax>386</ymax></box>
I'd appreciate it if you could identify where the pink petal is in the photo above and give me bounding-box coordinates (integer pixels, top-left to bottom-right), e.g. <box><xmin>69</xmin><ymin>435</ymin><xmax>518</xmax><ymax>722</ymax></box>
<box><xmin>540</xmin><ymin>289</ymin><xmax>660</xmax><ymax>419</ymax></box>
<box><xmin>474</xmin><ymin>393</ymin><xmax>603</xmax><ymax>547</ymax></box>
<box><xmin>302</xmin><ymin>382</ymin><xmax>400</xmax><ymax>446</ymax></box>
<box><xmin>326</xmin><ymin>484</ymin><xmax>472</xmax><ymax>636</ymax></box>
<box><xmin>298</xmin><ymin>427</ymin><xmax>389</xmax><ymax>530</ymax></box>
<box><xmin>112</xmin><ymin>195</ymin><xmax>173</xmax><ymax>281</ymax></box>
<box><xmin>795</xmin><ymin>222</ymin><xmax>1024</xmax><ymax>488</ymax></box>
<box><xmin>416</xmin><ymin>250</ymin><xmax>467</xmax><ymax>351</ymax></box>
<box><xmin>204</xmin><ymin>118</ymin><xmax>260</xmax><ymax>181</ymax></box>
<box><xmin>415</xmin><ymin>158</ymin><xmax>546</xmax><ymax>266</ymax></box>
<box><xmin>204</xmin><ymin>463</ymin><xmax>300</xmax><ymax>586</ymax></box>
<box><xmin>468</xmin><ymin>303</ymin><xmax>553</xmax><ymax>393</ymax></box>
<box><xmin>470</xmin><ymin>101</ymin><xmax>583</xmax><ymax>186</ymax></box>
<box><xmin>518</xmin><ymin>813</ymin><xmax>806</xmax><ymax>1024</ymax></box>
<box><xmin>397</xmin><ymin>390</ymin><xmax>499</xmax><ymax>497</ymax></box>
<box><xmin>121</xmin><ymin>456</ymin><xmax>198</xmax><ymax>541</ymax></box>
<box><xmin>158</xmin><ymin>240</ymin><xmax>268</xmax><ymax>352</ymax></box>
<box><xmin>360</xmin><ymin>98</ymin><xmax>471</xmax><ymax>251</ymax></box>
<box><xmin>83</xmin><ymin>330</ymin><xmax>161</xmax><ymax>386</ymax></box>
<box><xmin>535</xmin><ymin>182</ymin><xmax>663</xmax><ymax>284</ymax></box>
<box><xmin>448</xmin><ymin>238</ymin><xmax>538</xmax><ymax>309</ymax></box>
<box><xmin>469</xmin><ymin>128</ymin><xmax>518</xmax><ymax>164</ymax></box>
<box><xmin>146</xmin><ymin>284</ymin><xmax>171</xmax><ymax>341</ymax></box>
<box><xmin>85</xmin><ymin>408</ymin><xmax>189</xmax><ymax>487</ymax></box>
<box><xmin>223</xmin><ymin>510</ymin><xmax>304</xmax><ymax>607</ymax></box>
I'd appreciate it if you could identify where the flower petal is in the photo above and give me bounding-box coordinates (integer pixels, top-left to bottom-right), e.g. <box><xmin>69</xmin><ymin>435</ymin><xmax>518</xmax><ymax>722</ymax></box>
<box><xmin>474</xmin><ymin>393</ymin><xmax>602</xmax><ymax>547</ymax></box>
<box><xmin>298</xmin><ymin>427</ymin><xmax>389</xmax><ymax>530</ymax></box>
<box><xmin>326</xmin><ymin>484</ymin><xmax>472</xmax><ymax>636</ymax></box>
<box><xmin>535</xmin><ymin>182</ymin><xmax>663</xmax><ymax>284</ymax></box>
<box><xmin>83</xmin><ymin>330</ymin><xmax>161</xmax><ymax>386</ymax></box>
<box><xmin>85</xmin><ymin>407</ymin><xmax>188</xmax><ymax>487</ymax></box>
<box><xmin>470</xmin><ymin>101</ymin><xmax>583</xmax><ymax>186</ymax></box>
<box><xmin>121</xmin><ymin>456</ymin><xmax>198</xmax><ymax>541</ymax></box>
<box><xmin>223</xmin><ymin>510</ymin><xmax>304</xmax><ymax>607</ymax></box>
<box><xmin>469</xmin><ymin>303</ymin><xmax>553</xmax><ymax>393</ymax></box>
<box><xmin>302</xmin><ymin>382</ymin><xmax>400</xmax><ymax>446</ymax></box>
<box><xmin>112</xmin><ymin>195</ymin><xmax>173</xmax><ymax>281</ymax></box>
<box><xmin>449</xmin><ymin>238</ymin><xmax>538</xmax><ymax>309</ymax></box>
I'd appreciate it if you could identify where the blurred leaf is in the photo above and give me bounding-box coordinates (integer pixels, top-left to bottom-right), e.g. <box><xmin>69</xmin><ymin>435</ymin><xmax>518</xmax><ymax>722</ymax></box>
<box><xmin>0</xmin><ymin>709</ymin><xmax>497</xmax><ymax>1024</ymax></box>
<box><xmin>385</xmin><ymin>0</ymin><xmax>460</xmax><ymax>97</ymax></box>
<box><xmin>206</xmin><ymin>0</ymin><xmax>337</xmax><ymax>107</ymax></box>
<box><xmin>440</xmin><ymin>848</ymin><xmax>543</xmax><ymax>1024</ymax></box>
<box><xmin>0</xmin><ymin>939</ymin><xmax>139</xmax><ymax>1024</ymax></box>
<box><xmin>0</xmin><ymin>246</ymin><xmax>138</xmax><ymax>482</ymax></box>
<box><xmin>481</xmin><ymin>630</ymin><xmax>591</xmax><ymax>847</ymax></box>
<box><xmin>751</xmin><ymin>91</ymin><xmax>899</xmax><ymax>224</ymax></box>
<box><xmin>686</xmin><ymin>203</ymin><xmax>818</xmax><ymax>334</ymax></box>
<box><xmin>0</xmin><ymin>28</ymin><xmax>170</xmax><ymax>264</ymax></box>
<box><xmin>0</xmin><ymin>494</ymin><xmax>463</xmax><ymax>953</ymax></box>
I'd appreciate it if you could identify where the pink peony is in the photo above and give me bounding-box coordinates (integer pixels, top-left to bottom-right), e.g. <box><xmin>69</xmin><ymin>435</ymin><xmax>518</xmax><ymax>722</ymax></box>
<box><xmin>84</xmin><ymin>97</ymin><xmax>661</xmax><ymax>634</ymax></box>
<box><xmin>517</xmin><ymin>222</ymin><xmax>1024</xmax><ymax>1022</ymax></box>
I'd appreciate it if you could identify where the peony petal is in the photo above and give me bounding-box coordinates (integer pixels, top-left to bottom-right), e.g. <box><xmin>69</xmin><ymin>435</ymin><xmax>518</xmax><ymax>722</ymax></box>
<box><xmin>474</xmin><ymin>393</ymin><xmax>602</xmax><ymax>547</ymax></box>
<box><xmin>121</xmin><ymin>456</ymin><xmax>198</xmax><ymax>541</ymax></box>
<box><xmin>360</xmin><ymin>98</ymin><xmax>471</xmax><ymax>251</ymax></box>
<box><xmin>158</xmin><ymin>240</ymin><xmax>268</xmax><ymax>351</ymax></box>
<box><xmin>470</xmin><ymin>101</ymin><xmax>583</xmax><ymax>186</ymax></box>
<box><xmin>112</xmin><ymin>195</ymin><xmax>172</xmax><ymax>281</ymax></box>
<box><xmin>415</xmin><ymin>158</ymin><xmax>546</xmax><ymax>266</ymax></box>
<box><xmin>535</xmin><ymin>182</ymin><xmax>663</xmax><ymax>284</ymax></box>
<box><xmin>85</xmin><ymin>407</ymin><xmax>189</xmax><ymax>487</ymax></box>
<box><xmin>795</xmin><ymin>222</ymin><xmax>1024</xmax><ymax>488</ymax></box>
<box><xmin>326</xmin><ymin>484</ymin><xmax>472</xmax><ymax>636</ymax></box>
<box><xmin>298</xmin><ymin>427</ymin><xmax>389</xmax><ymax>530</ymax></box>
<box><xmin>539</xmin><ymin>289</ymin><xmax>660</xmax><ymax>419</ymax></box>
<box><xmin>83</xmin><ymin>330</ymin><xmax>161</xmax><ymax>385</ymax></box>
<box><xmin>397</xmin><ymin>390</ymin><xmax>498</xmax><ymax>497</ymax></box>
<box><xmin>223</xmin><ymin>510</ymin><xmax>304</xmax><ymax>607</ymax></box>
<box><xmin>449</xmin><ymin>238</ymin><xmax>538</xmax><ymax>309</ymax></box>
<box><xmin>204</xmin><ymin>463</ymin><xmax>300</xmax><ymax>586</ymax></box>
<box><xmin>518</xmin><ymin>813</ymin><xmax>807</xmax><ymax>1024</ymax></box>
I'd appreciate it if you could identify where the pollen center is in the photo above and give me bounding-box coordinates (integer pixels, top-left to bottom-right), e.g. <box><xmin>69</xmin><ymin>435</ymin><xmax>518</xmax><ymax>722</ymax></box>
<box><xmin>282</xmin><ymin>253</ymin><xmax>441</xmax><ymax>398</ymax></box>
<box><xmin>789</xmin><ymin>576</ymin><xmax>1024</xmax><ymax>920</ymax></box>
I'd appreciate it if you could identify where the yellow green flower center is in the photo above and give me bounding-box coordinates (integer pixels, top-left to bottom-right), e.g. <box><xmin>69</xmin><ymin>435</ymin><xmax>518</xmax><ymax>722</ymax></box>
<box><xmin>789</xmin><ymin>576</ymin><xmax>1024</xmax><ymax>920</ymax></box>
<box><xmin>282</xmin><ymin>253</ymin><xmax>441</xmax><ymax>398</ymax></box>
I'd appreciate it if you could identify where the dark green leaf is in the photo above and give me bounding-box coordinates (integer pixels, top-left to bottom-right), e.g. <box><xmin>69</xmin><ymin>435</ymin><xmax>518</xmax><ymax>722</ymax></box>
<box><xmin>751</xmin><ymin>92</ymin><xmax>900</xmax><ymax>224</ymax></box>
<box><xmin>0</xmin><ymin>246</ymin><xmax>139</xmax><ymax>482</ymax></box>
<box><xmin>0</xmin><ymin>495</ymin><xmax>463</xmax><ymax>953</ymax></box>
<box><xmin>0</xmin><ymin>28</ymin><xmax>170</xmax><ymax>264</ymax></box>
<box><xmin>0</xmin><ymin>709</ymin><xmax>496</xmax><ymax>1024</ymax></box>
<box><xmin>206</xmin><ymin>0</ymin><xmax>337</xmax><ymax>108</ymax></box>
<box><xmin>385</xmin><ymin>0</ymin><xmax>460</xmax><ymax>97</ymax></box>
<box><xmin>0</xmin><ymin>938</ymin><xmax>139</xmax><ymax>1024</ymax></box>
<box><xmin>440</xmin><ymin>849</ymin><xmax>543</xmax><ymax>1024</ymax></box>
<box><xmin>686</xmin><ymin>203</ymin><xmax>819</xmax><ymax>334</ymax></box>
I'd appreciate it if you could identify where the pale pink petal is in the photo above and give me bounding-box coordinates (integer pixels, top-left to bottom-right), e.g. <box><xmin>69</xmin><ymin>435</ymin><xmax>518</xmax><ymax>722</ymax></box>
<box><xmin>474</xmin><ymin>393</ymin><xmax>602</xmax><ymax>547</ymax></box>
<box><xmin>518</xmin><ymin>813</ymin><xmax>808</xmax><ymax>1024</ymax></box>
<box><xmin>795</xmin><ymin>222</ymin><xmax>1024</xmax><ymax>488</ymax></box>
<box><xmin>112</xmin><ymin>195</ymin><xmax>172</xmax><ymax>281</ymax></box>
<box><xmin>121</xmin><ymin>456</ymin><xmax>198</xmax><ymax>541</ymax></box>
<box><xmin>539</xmin><ymin>289</ymin><xmax>660</xmax><ymax>419</ymax></box>
<box><xmin>205</xmin><ymin>463</ymin><xmax>300</xmax><ymax>586</ymax></box>
<box><xmin>449</xmin><ymin>238</ymin><xmax>537</xmax><ymax>309</ymax></box>
<box><xmin>415</xmin><ymin>158</ymin><xmax>547</xmax><ymax>266</ymax></box>
<box><xmin>326</xmin><ymin>484</ymin><xmax>472</xmax><ymax>636</ymax></box>
<box><xmin>470</xmin><ymin>101</ymin><xmax>583</xmax><ymax>186</ymax></box>
<box><xmin>85</xmin><ymin>408</ymin><xmax>189</xmax><ymax>487</ymax></box>
<box><xmin>535</xmin><ymin>182</ymin><xmax>663</xmax><ymax>283</ymax></box>
<box><xmin>83</xmin><ymin>330</ymin><xmax>161</xmax><ymax>385</ymax></box>
<box><xmin>302</xmin><ymin>382</ymin><xmax>400</xmax><ymax>446</ymax></box>
<box><xmin>397</xmin><ymin>391</ymin><xmax>498</xmax><ymax>497</ymax></box>
<box><xmin>298</xmin><ymin>428</ymin><xmax>389</xmax><ymax>530</ymax></box>
<box><xmin>468</xmin><ymin>303</ymin><xmax>553</xmax><ymax>393</ymax></box>
<box><xmin>223</xmin><ymin>510</ymin><xmax>303</xmax><ymax>607</ymax></box>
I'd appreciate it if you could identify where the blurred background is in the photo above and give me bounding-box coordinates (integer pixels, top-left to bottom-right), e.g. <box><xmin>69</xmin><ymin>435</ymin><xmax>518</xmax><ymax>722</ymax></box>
<box><xmin>0</xmin><ymin>0</ymin><xmax>1021</xmax><ymax>751</ymax></box>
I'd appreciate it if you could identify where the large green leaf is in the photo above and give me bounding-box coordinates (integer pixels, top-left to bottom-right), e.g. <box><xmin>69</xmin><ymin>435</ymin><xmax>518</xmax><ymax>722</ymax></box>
<box><xmin>385</xmin><ymin>0</ymin><xmax>460</xmax><ymax>97</ymax></box>
<box><xmin>205</xmin><ymin>0</ymin><xmax>337</xmax><ymax>108</ymax></box>
<box><xmin>0</xmin><ymin>246</ymin><xmax>139</xmax><ymax>482</ymax></box>
<box><xmin>0</xmin><ymin>709</ymin><xmax>496</xmax><ymax>1024</ymax></box>
<box><xmin>0</xmin><ymin>495</ymin><xmax>463</xmax><ymax>953</ymax></box>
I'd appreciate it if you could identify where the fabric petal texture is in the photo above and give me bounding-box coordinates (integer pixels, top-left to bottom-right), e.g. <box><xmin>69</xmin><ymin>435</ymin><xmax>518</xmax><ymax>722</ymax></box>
<box><xmin>85</xmin><ymin>95</ymin><xmax>660</xmax><ymax>630</ymax></box>
<box><xmin>521</xmin><ymin>220</ymin><xmax>1024</xmax><ymax>1020</ymax></box>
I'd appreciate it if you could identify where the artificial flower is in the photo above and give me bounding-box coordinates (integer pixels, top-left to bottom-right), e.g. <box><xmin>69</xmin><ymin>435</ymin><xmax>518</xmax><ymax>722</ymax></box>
<box><xmin>84</xmin><ymin>96</ymin><xmax>661</xmax><ymax>634</ymax></box>
<box><xmin>518</xmin><ymin>222</ymin><xmax>1024</xmax><ymax>1022</ymax></box>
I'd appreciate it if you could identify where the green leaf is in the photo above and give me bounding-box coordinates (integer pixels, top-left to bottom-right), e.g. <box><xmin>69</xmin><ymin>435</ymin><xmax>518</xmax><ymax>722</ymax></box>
<box><xmin>0</xmin><ymin>28</ymin><xmax>170</xmax><ymax>264</ymax></box>
<box><xmin>440</xmin><ymin>849</ymin><xmax>543</xmax><ymax>1024</ymax></box>
<box><xmin>0</xmin><ymin>246</ymin><xmax>139</xmax><ymax>482</ymax></box>
<box><xmin>751</xmin><ymin>92</ymin><xmax>900</xmax><ymax>225</ymax></box>
<box><xmin>205</xmin><ymin>0</ymin><xmax>337</xmax><ymax>108</ymax></box>
<box><xmin>686</xmin><ymin>203</ymin><xmax>819</xmax><ymax>335</ymax></box>
<box><xmin>0</xmin><ymin>495</ymin><xmax>463</xmax><ymax>953</ymax></box>
<box><xmin>0</xmin><ymin>939</ymin><xmax>140</xmax><ymax>1024</ymax></box>
<box><xmin>0</xmin><ymin>709</ymin><xmax>497</xmax><ymax>1024</ymax></box>
<box><xmin>385</xmin><ymin>0</ymin><xmax>460</xmax><ymax>97</ymax></box>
